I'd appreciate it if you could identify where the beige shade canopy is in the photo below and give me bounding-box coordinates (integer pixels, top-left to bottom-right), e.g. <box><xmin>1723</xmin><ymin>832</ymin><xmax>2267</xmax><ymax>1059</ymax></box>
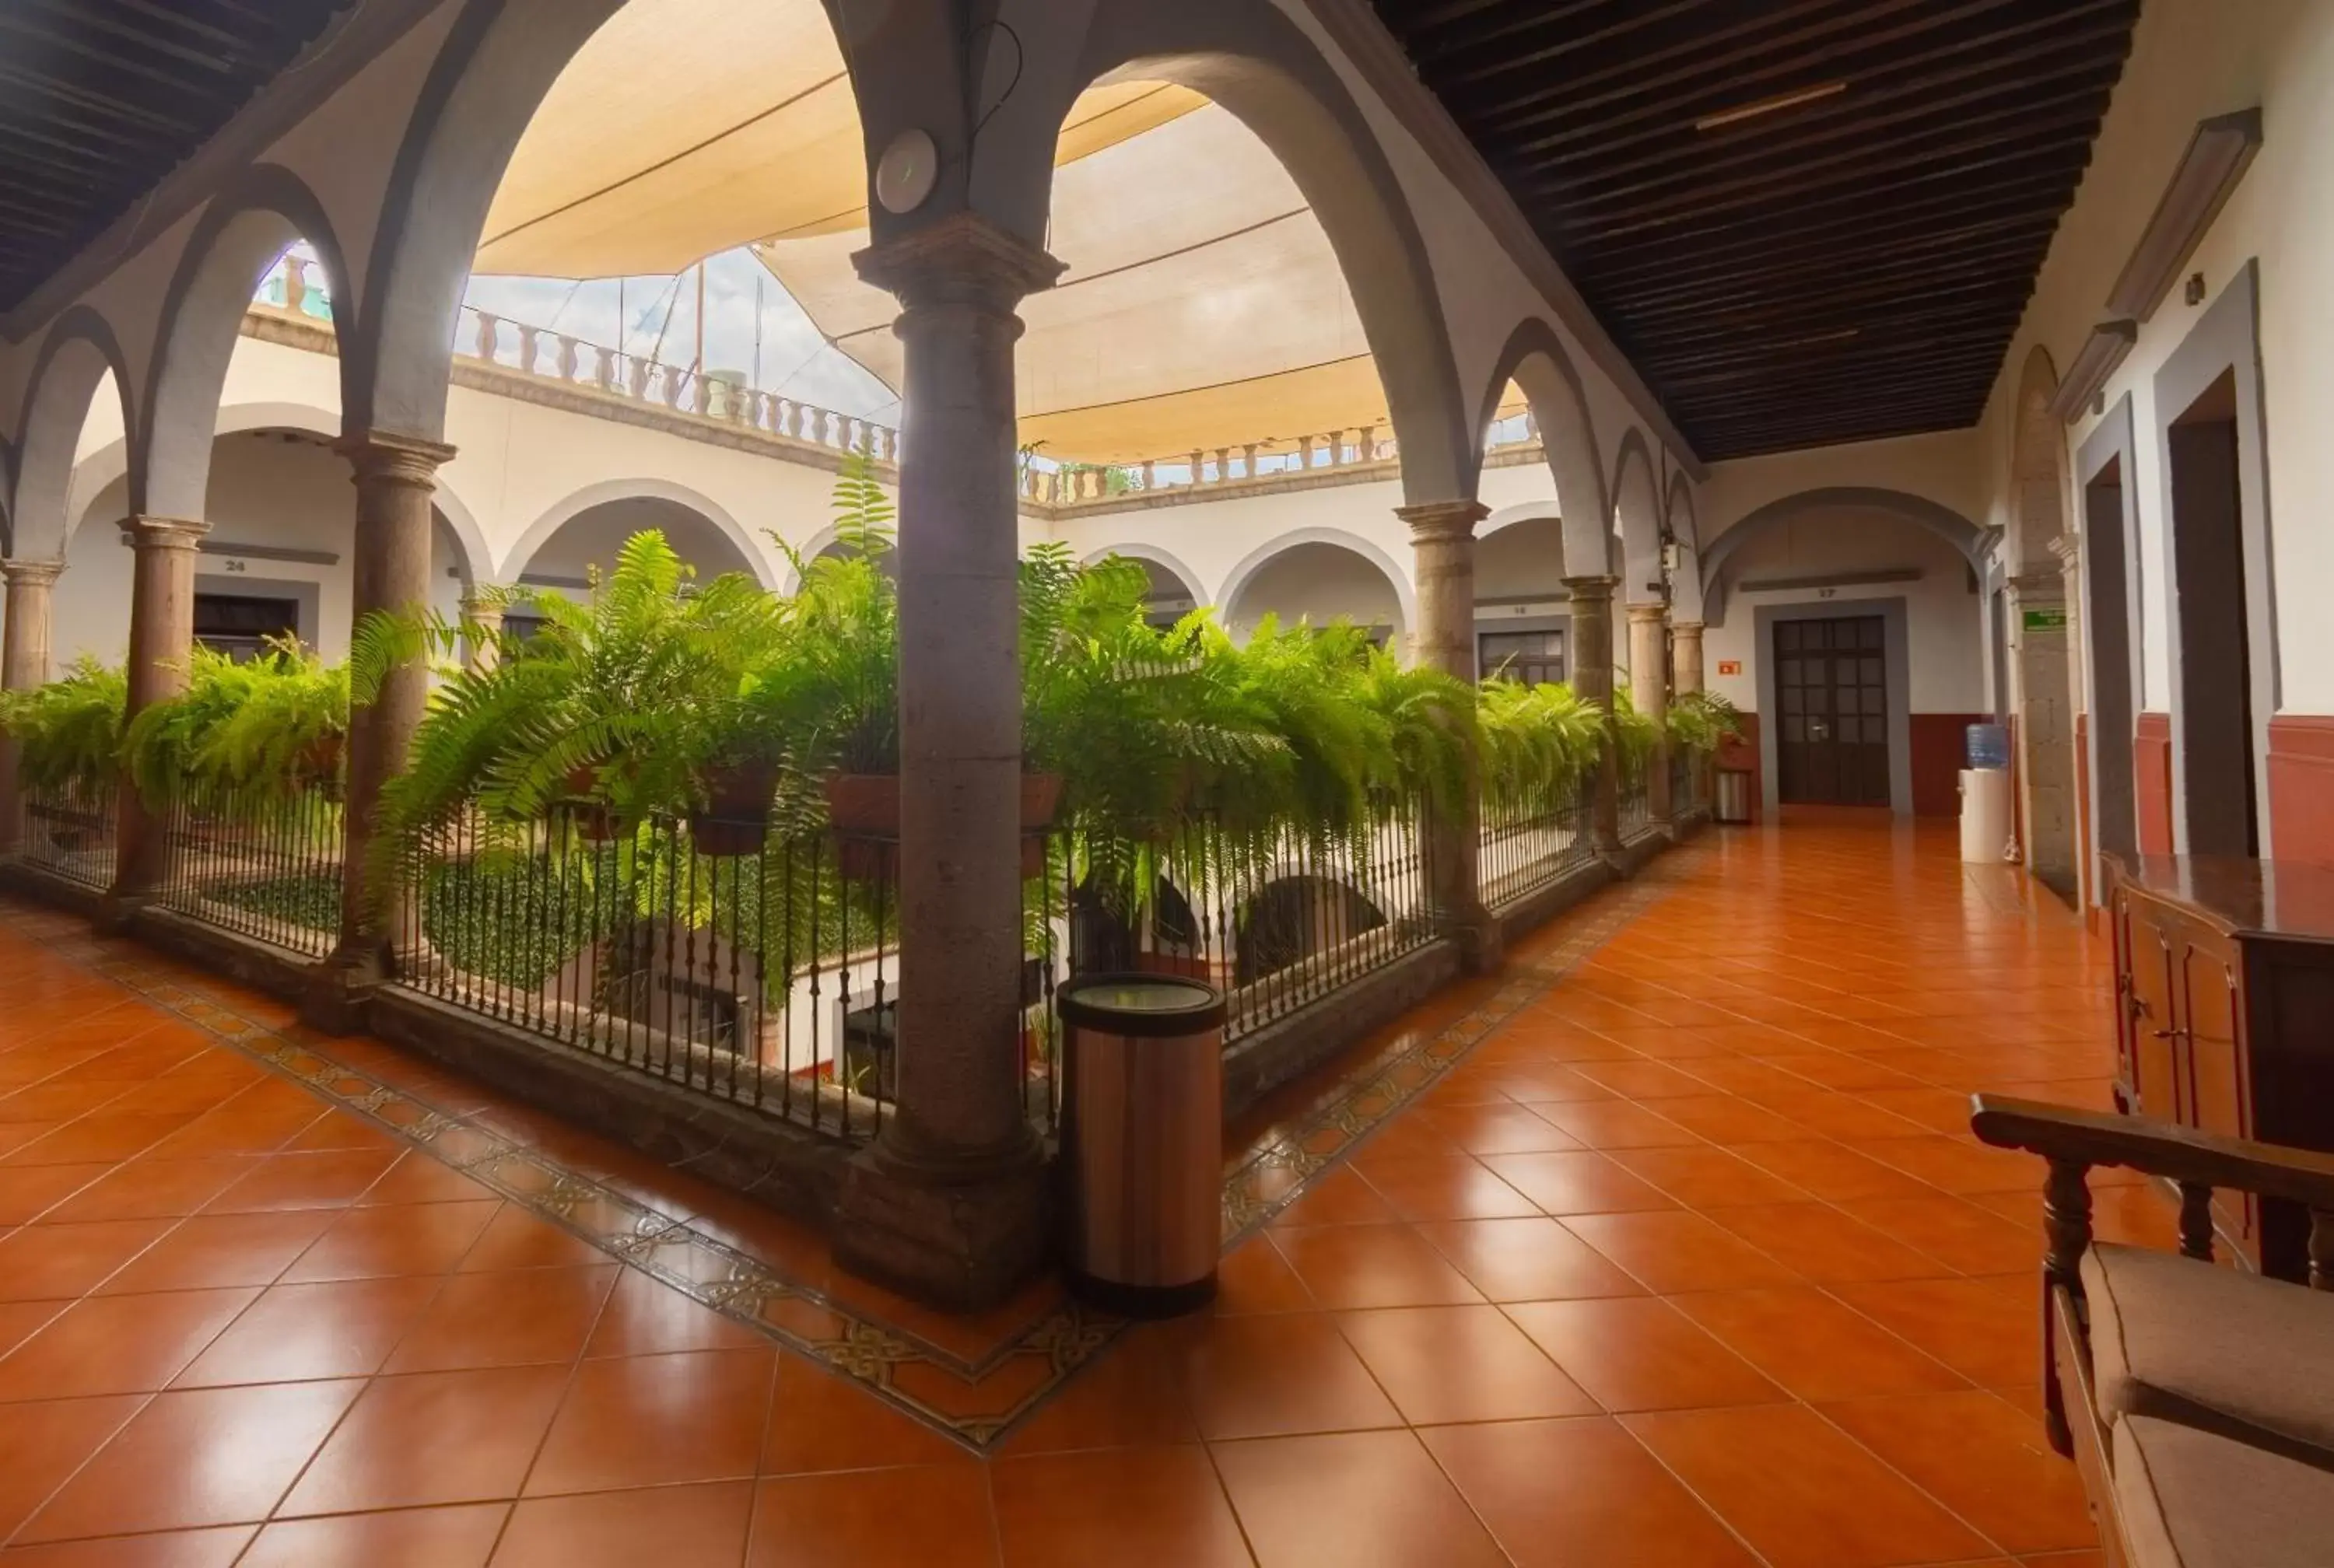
<box><xmin>475</xmin><ymin>0</ymin><xmax>1401</xmax><ymax>465</ymax></box>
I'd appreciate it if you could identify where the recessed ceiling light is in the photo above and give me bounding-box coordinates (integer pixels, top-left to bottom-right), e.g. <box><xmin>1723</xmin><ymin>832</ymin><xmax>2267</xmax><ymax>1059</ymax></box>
<box><xmin>1694</xmin><ymin>80</ymin><xmax>1848</xmax><ymax>132</ymax></box>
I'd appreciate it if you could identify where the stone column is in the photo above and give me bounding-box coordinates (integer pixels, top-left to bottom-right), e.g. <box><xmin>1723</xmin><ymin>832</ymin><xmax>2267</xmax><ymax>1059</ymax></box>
<box><xmin>1563</xmin><ymin>576</ymin><xmax>1624</xmax><ymax>856</ymax></box>
<box><xmin>1671</xmin><ymin>621</ymin><xmax>1705</xmax><ymax>696</ymax></box>
<box><xmin>1628</xmin><ymin>603</ymin><xmax>1673</xmax><ymax>830</ymax></box>
<box><xmin>836</xmin><ymin>212</ymin><xmax>1064</xmax><ymax>1310</ymax></box>
<box><xmin>2049</xmin><ymin>535</ymin><xmax>2088</xmax><ymax>904</ymax></box>
<box><xmin>0</xmin><ymin>559</ymin><xmax>65</xmax><ymax>852</ymax></box>
<box><xmin>1398</xmin><ymin>499</ymin><xmax>1499</xmax><ymax>971</ymax></box>
<box><xmin>1670</xmin><ymin>621</ymin><xmax>1707</xmax><ymax>819</ymax></box>
<box><xmin>307</xmin><ymin>433</ymin><xmax>456</xmax><ymax>1026</ymax></box>
<box><xmin>110</xmin><ymin>517</ymin><xmax>210</xmax><ymax>901</ymax></box>
<box><xmin>2008</xmin><ymin>568</ymin><xmax>2075</xmax><ymax>893</ymax></box>
<box><xmin>458</xmin><ymin>591</ymin><xmax>500</xmax><ymax>674</ymax></box>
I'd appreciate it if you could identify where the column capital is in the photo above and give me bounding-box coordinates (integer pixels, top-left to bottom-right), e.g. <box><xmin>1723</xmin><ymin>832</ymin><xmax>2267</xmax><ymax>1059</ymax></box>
<box><xmin>124</xmin><ymin>516</ymin><xmax>210</xmax><ymax>553</ymax></box>
<box><xmin>2007</xmin><ymin>570</ymin><xmax>2066</xmax><ymax>601</ymax></box>
<box><xmin>1625</xmin><ymin>600</ymin><xmax>1670</xmax><ymax>626</ymax></box>
<box><xmin>1561</xmin><ymin>573</ymin><xmax>1619</xmax><ymax>604</ymax></box>
<box><xmin>852</xmin><ymin>211</ymin><xmax>1066</xmax><ymax>313</ymax></box>
<box><xmin>1395</xmin><ymin>499</ymin><xmax>1488</xmax><ymax>543</ymax></box>
<box><xmin>1</xmin><ymin>558</ymin><xmax>65</xmax><ymax>588</ymax></box>
<box><xmin>1672</xmin><ymin>619</ymin><xmax>1705</xmax><ymax>635</ymax></box>
<box><xmin>333</xmin><ymin>430</ymin><xmax>457</xmax><ymax>488</ymax></box>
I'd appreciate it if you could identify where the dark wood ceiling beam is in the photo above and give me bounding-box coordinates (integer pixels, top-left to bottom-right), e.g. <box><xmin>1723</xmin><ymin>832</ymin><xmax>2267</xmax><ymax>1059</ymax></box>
<box><xmin>1539</xmin><ymin>90</ymin><xmax>2115</xmax><ymax>233</ymax></box>
<box><xmin>1509</xmin><ymin>24</ymin><xmax>2132</xmax><ymax>194</ymax></box>
<box><xmin>1582</xmin><ymin>179</ymin><xmax>2073</xmax><ymax>284</ymax></box>
<box><xmin>1612</xmin><ymin>223</ymin><xmax>2051</xmax><ymax>308</ymax></box>
<box><xmin>1565</xmin><ymin>112</ymin><xmax>2104</xmax><ymax>247</ymax></box>
<box><xmin>1606</xmin><ymin>220</ymin><xmax>2057</xmax><ymax>317</ymax></box>
<box><xmin>1481</xmin><ymin>0</ymin><xmax>2132</xmax><ymax>153</ymax></box>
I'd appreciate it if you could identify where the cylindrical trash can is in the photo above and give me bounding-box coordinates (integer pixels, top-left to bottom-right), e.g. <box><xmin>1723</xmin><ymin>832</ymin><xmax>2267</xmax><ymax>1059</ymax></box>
<box><xmin>1059</xmin><ymin>974</ymin><xmax>1227</xmax><ymax>1316</ymax></box>
<box><xmin>1715</xmin><ymin>767</ymin><xmax>1754</xmax><ymax>825</ymax></box>
<box><xmin>1960</xmin><ymin>767</ymin><xmax>2013</xmax><ymax>863</ymax></box>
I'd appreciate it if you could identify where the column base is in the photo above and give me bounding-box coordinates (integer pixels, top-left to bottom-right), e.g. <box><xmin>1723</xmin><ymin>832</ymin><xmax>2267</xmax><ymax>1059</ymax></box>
<box><xmin>94</xmin><ymin>888</ymin><xmax>152</xmax><ymax>935</ymax></box>
<box><xmin>1446</xmin><ymin>901</ymin><xmax>1505</xmax><ymax>975</ymax></box>
<box><xmin>301</xmin><ymin>943</ymin><xmax>387</xmax><ymax>1035</ymax></box>
<box><xmin>832</xmin><ymin>1133</ymin><xmax>1052</xmax><ymax>1312</ymax></box>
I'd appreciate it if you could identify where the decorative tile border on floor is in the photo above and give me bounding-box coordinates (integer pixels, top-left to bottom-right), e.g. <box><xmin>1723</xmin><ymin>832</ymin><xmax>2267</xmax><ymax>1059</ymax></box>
<box><xmin>0</xmin><ymin>848</ymin><xmax>1699</xmax><ymax>1450</ymax></box>
<box><xmin>1218</xmin><ymin>850</ymin><xmax>1698</xmax><ymax>1244</ymax></box>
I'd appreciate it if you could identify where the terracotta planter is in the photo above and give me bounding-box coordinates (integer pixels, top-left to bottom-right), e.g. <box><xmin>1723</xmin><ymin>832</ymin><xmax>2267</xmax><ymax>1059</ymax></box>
<box><xmin>690</xmin><ymin>758</ymin><xmax>780</xmax><ymax>857</ymax></box>
<box><xmin>821</xmin><ymin>772</ymin><xmax>1063</xmax><ymax>880</ymax></box>
<box><xmin>558</xmin><ymin>764</ymin><xmax>617</xmax><ymax>843</ymax></box>
<box><xmin>296</xmin><ymin>733</ymin><xmax>345</xmax><ymax>798</ymax></box>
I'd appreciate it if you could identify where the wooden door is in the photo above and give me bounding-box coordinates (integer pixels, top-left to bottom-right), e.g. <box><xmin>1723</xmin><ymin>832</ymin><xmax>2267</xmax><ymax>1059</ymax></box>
<box><xmin>2176</xmin><ymin>928</ymin><xmax>2255</xmax><ymax>1251</ymax></box>
<box><xmin>1775</xmin><ymin>617</ymin><xmax>1891</xmax><ymax>805</ymax></box>
<box><xmin>2125</xmin><ymin>899</ymin><xmax>2183</xmax><ymax>1122</ymax></box>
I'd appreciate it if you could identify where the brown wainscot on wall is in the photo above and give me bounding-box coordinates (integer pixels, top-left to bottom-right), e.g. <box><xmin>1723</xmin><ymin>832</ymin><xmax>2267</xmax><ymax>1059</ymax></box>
<box><xmin>2136</xmin><ymin>712</ymin><xmax>2175</xmax><ymax>855</ymax></box>
<box><xmin>2269</xmin><ymin>715</ymin><xmax>2334</xmax><ymax>867</ymax></box>
<box><xmin>1910</xmin><ymin>713</ymin><xmax>1989</xmax><ymax>817</ymax></box>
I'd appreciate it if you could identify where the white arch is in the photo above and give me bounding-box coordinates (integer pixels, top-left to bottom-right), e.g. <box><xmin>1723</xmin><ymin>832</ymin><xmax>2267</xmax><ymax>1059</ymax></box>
<box><xmin>1215</xmin><ymin>526</ymin><xmax>1417</xmax><ymax>639</ymax></box>
<box><xmin>1077</xmin><ymin>542</ymin><xmax>1207</xmax><ymax>605</ymax></box>
<box><xmin>1481</xmin><ymin>499</ymin><xmax>1562</xmax><ymax>541</ymax></box>
<box><xmin>1610</xmin><ymin>429</ymin><xmax>1663</xmax><ymax>606</ymax></box>
<box><xmin>498</xmin><ymin>478</ymin><xmax>778</xmax><ymax>589</ymax></box>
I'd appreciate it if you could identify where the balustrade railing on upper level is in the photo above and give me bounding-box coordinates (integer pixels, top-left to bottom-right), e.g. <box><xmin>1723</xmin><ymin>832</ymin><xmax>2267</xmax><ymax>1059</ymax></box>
<box><xmin>248</xmin><ymin>255</ymin><xmax>899</xmax><ymax>464</ymax></box>
<box><xmin>1018</xmin><ymin>411</ymin><xmax>1545</xmax><ymax>509</ymax></box>
<box><xmin>251</xmin><ymin>254</ymin><xmax>1547</xmax><ymax>509</ymax></box>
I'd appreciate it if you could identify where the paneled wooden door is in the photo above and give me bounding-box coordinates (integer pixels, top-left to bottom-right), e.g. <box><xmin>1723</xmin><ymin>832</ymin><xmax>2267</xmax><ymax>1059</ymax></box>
<box><xmin>1775</xmin><ymin>616</ymin><xmax>1891</xmax><ymax>806</ymax></box>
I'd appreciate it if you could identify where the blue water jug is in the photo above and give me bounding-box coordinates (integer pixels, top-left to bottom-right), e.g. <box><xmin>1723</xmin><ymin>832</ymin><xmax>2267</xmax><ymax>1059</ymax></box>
<box><xmin>1966</xmin><ymin>723</ymin><xmax>2010</xmax><ymax>770</ymax></box>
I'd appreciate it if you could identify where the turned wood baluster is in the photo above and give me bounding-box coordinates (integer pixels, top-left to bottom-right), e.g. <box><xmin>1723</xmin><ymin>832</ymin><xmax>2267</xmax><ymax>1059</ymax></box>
<box><xmin>2040</xmin><ymin>1158</ymin><xmax>2094</xmax><ymax>1456</ymax></box>
<box><xmin>592</xmin><ymin>346</ymin><xmax>614</xmax><ymax>391</ymax></box>
<box><xmin>1212</xmin><ymin>448</ymin><xmax>1229</xmax><ymax>484</ymax></box>
<box><xmin>2311</xmin><ymin>1209</ymin><xmax>2334</xmax><ymax>1291</ymax></box>
<box><xmin>2176</xmin><ymin>1181</ymin><xmax>2216</xmax><ymax>1261</ymax></box>
<box><xmin>517</xmin><ymin>326</ymin><xmax>541</xmax><ymax>376</ymax></box>
<box><xmin>1186</xmin><ymin>450</ymin><xmax>1202</xmax><ymax>486</ymax></box>
<box><xmin>475</xmin><ymin>313</ymin><xmax>500</xmax><ymax>362</ymax></box>
<box><xmin>628</xmin><ymin>357</ymin><xmax>651</xmax><ymax>400</ymax></box>
<box><xmin>1242</xmin><ymin>443</ymin><xmax>1258</xmax><ymax>479</ymax></box>
<box><xmin>1298</xmin><ymin>436</ymin><xmax>1316</xmax><ymax>471</ymax></box>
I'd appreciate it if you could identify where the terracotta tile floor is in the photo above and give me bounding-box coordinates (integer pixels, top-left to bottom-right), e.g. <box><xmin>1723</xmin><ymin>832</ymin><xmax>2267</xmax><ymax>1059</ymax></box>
<box><xmin>0</xmin><ymin>810</ymin><xmax>2136</xmax><ymax>1564</ymax></box>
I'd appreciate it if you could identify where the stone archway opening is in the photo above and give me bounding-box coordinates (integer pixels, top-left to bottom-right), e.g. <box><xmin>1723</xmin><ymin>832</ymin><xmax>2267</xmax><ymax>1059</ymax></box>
<box><xmin>1222</xmin><ymin>539</ymin><xmax>1404</xmax><ymax>646</ymax></box>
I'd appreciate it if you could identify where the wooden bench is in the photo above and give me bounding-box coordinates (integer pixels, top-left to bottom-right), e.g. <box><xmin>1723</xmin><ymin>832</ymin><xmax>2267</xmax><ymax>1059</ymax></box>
<box><xmin>1971</xmin><ymin>1094</ymin><xmax>2334</xmax><ymax>1568</ymax></box>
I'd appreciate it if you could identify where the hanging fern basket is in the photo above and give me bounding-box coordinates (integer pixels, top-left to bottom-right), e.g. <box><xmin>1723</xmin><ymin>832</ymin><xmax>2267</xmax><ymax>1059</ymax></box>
<box><xmin>689</xmin><ymin>757</ymin><xmax>783</xmax><ymax>857</ymax></box>
<box><xmin>822</xmin><ymin>771</ymin><xmax>1062</xmax><ymax>880</ymax></box>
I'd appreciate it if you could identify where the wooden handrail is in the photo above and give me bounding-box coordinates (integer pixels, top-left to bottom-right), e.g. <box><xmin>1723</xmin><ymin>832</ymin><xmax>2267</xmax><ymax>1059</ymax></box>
<box><xmin>1971</xmin><ymin>1094</ymin><xmax>2334</xmax><ymax>1209</ymax></box>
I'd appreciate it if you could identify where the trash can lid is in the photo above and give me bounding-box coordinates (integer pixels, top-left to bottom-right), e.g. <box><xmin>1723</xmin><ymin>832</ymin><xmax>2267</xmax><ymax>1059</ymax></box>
<box><xmin>1057</xmin><ymin>973</ymin><xmax>1227</xmax><ymax>1034</ymax></box>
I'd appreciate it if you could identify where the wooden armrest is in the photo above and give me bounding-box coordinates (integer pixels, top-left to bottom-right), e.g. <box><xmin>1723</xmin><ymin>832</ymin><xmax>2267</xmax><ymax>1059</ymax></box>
<box><xmin>1971</xmin><ymin>1094</ymin><xmax>2334</xmax><ymax>1210</ymax></box>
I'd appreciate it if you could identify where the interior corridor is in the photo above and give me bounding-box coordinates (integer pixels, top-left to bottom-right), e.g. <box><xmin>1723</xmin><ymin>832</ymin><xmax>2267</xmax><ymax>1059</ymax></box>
<box><xmin>0</xmin><ymin>813</ymin><xmax>2127</xmax><ymax>1566</ymax></box>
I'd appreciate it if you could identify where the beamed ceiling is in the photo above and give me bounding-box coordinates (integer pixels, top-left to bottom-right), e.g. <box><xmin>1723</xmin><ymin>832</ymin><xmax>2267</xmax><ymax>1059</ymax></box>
<box><xmin>0</xmin><ymin>0</ymin><xmax>356</xmax><ymax>317</ymax></box>
<box><xmin>1369</xmin><ymin>0</ymin><xmax>2143</xmax><ymax>460</ymax></box>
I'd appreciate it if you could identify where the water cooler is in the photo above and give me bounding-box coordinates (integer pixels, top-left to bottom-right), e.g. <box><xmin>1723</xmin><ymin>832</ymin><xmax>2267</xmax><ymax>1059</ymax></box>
<box><xmin>1959</xmin><ymin>723</ymin><xmax>2013</xmax><ymax>863</ymax></box>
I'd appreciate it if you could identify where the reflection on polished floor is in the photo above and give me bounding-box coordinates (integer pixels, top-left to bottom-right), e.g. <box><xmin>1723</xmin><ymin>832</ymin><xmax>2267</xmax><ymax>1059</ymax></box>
<box><xmin>0</xmin><ymin>810</ymin><xmax>2132</xmax><ymax>1565</ymax></box>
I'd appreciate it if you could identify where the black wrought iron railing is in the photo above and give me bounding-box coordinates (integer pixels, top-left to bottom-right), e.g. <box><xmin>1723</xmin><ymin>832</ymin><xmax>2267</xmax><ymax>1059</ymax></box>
<box><xmin>1046</xmin><ymin>795</ymin><xmax>1439</xmax><ymax>1047</ymax></box>
<box><xmin>1477</xmin><ymin>771</ymin><xmax>1593</xmax><ymax>909</ymax></box>
<box><xmin>154</xmin><ymin>784</ymin><xmax>343</xmax><ymax>957</ymax></box>
<box><xmin>391</xmin><ymin>806</ymin><xmax>902</xmax><ymax>1141</ymax></box>
<box><xmin>1618</xmin><ymin>750</ymin><xmax>1653</xmax><ymax>840</ymax></box>
<box><xmin>15</xmin><ymin>779</ymin><xmax>117</xmax><ymax>891</ymax></box>
<box><xmin>378</xmin><ymin>787</ymin><xmax>1439</xmax><ymax>1144</ymax></box>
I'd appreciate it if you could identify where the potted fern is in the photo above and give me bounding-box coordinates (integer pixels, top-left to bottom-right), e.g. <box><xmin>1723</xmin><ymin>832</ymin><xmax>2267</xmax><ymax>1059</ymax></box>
<box><xmin>0</xmin><ymin>658</ymin><xmax>127</xmax><ymax>845</ymax></box>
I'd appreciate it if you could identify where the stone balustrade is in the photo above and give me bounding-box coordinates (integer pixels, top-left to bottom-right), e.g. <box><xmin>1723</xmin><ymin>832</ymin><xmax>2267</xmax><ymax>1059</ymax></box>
<box><xmin>247</xmin><ymin>269</ymin><xmax>1547</xmax><ymax>508</ymax></box>
<box><xmin>1015</xmin><ymin>418</ymin><xmax>1541</xmax><ymax>509</ymax></box>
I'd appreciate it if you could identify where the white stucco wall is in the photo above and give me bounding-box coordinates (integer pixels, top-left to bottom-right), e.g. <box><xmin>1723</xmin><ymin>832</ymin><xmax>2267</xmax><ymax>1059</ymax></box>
<box><xmin>1701</xmin><ymin>509</ymin><xmax>1986</xmax><ymax>719</ymax></box>
<box><xmin>1973</xmin><ymin>0</ymin><xmax>2332</xmax><ymax>716</ymax></box>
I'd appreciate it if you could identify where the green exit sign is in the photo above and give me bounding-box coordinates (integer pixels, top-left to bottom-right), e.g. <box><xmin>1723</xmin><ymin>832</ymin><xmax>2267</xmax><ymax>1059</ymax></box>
<box><xmin>2022</xmin><ymin>606</ymin><xmax>2068</xmax><ymax>632</ymax></box>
